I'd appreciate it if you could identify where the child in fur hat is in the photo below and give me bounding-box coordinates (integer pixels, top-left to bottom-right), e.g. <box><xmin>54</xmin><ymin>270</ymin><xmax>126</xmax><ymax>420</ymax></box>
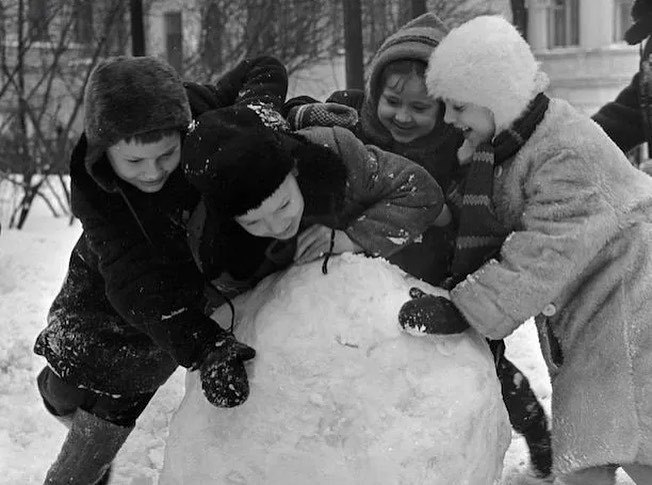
<box><xmin>284</xmin><ymin>11</ymin><xmax>553</xmax><ymax>478</ymax></box>
<box><xmin>399</xmin><ymin>14</ymin><xmax>652</xmax><ymax>484</ymax></box>
<box><xmin>284</xmin><ymin>13</ymin><xmax>552</xmax><ymax>477</ymax></box>
<box><xmin>33</xmin><ymin>55</ymin><xmax>287</xmax><ymax>484</ymax></box>
<box><xmin>593</xmin><ymin>0</ymin><xmax>652</xmax><ymax>176</ymax></box>
<box><xmin>182</xmin><ymin>104</ymin><xmax>445</xmax><ymax>297</ymax></box>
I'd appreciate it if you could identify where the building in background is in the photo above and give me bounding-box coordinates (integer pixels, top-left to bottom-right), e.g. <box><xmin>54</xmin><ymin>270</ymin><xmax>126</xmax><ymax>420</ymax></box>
<box><xmin>526</xmin><ymin>0</ymin><xmax>638</xmax><ymax>115</ymax></box>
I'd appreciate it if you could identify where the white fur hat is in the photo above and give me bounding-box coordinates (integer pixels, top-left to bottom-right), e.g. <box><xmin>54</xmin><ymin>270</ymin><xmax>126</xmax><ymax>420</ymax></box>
<box><xmin>426</xmin><ymin>15</ymin><xmax>549</xmax><ymax>132</ymax></box>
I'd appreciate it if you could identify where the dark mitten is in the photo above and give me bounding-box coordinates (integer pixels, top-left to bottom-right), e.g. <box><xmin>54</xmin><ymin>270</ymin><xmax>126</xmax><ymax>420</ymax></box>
<box><xmin>287</xmin><ymin>102</ymin><xmax>359</xmax><ymax>130</ymax></box>
<box><xmin>398</xmin><ymin>287</ymin><xmax>470</xmax><ymax>335</ymax></box>
<box><xmin>199</xmin><ymin>334</ymin><xmax>256</xmax><ymax>408</ymax></box>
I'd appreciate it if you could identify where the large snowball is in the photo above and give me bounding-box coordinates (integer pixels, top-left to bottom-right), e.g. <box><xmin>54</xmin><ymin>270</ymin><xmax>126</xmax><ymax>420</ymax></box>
<box><xmin>161</xmin><ymin>255</ymin><xmax>511</xmax><ymax>484</ymax></box>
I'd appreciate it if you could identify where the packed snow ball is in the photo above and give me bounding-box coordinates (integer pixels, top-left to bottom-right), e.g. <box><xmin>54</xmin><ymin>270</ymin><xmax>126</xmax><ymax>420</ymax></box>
<box><xmin>161</xmin><ymin>254</ymin><xmax>511</xmax><ymax>484</ymax></box>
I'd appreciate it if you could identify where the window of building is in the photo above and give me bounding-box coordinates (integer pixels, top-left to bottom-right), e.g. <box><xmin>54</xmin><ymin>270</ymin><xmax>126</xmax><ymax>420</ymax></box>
<box><xmin>614</xmin><ymin>0</ymin><xmax>635</xmax><ymax>42</ymax></box>
<box><xmin>72</xmin><ymin>0</ymin><xmax>93</xmax><ymax>44</ymax></box>
<box><xmin>201</xmin><ymin>3</ymin><xmax>223</xmax><ymax>71</ymax></box>
<box><xmin>165</xmin><ymin>11</ymin><xmax>183</xmax><ymax>74</ymax></box>
<box><xmin>28</xmin><ymin>0</ymin><xmax>49</xmax><ymax>41</ymax></box>
<box><xmin>547</xmin><ymin>0</ymin><xmax>579</xmax><ymax>48</ymax></box>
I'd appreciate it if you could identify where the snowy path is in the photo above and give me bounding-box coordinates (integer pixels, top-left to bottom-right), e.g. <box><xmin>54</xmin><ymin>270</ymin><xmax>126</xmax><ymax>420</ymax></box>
<box><xmin>0</xmin><ymin>212</ymin><xmax>634</xmax><ymax>484</ymax></box>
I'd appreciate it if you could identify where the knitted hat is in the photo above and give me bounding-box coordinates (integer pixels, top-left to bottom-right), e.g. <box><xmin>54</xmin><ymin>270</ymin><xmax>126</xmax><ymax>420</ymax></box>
<box><xmin>366</xmin><ymin>12</ymin><xmax>449</xmax><ymax>102</ymax></box>
<box><xmin>426</xmin><ymin>15</ymin><xmax>549</xmax><ymax>133</ymax></box>
<box><xmin>182</xmin><ymin>105</ymin><xmax>295</xmax><ymax>217</ymax></box>
<box><xmin>625</xmin><ymin>0</ymin><xmax>652</xmax><ymax>44</ymax></box>
<box><xmin>83</xmin><ymin>56</ymin><xmax>191</xmax><ymax>172</ymax></box>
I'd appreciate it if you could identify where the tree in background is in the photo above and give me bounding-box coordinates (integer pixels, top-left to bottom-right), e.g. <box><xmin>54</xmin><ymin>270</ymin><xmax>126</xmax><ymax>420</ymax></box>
<box><xmin>172</xmin><ymin>0</ymin><xmax>500</xmax><ymax>84</ymax></box>
<box><xmin>0</xmin><ymin>0</ymin><xmax>127</xmax><ymax>229</ymax></box>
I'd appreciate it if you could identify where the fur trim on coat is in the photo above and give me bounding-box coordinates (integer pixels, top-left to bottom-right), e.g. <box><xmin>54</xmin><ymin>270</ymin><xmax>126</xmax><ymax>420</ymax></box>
<box><xmin>450</xmin><ymin>98</ymin><xmax>652</xmax><ymax>474</ymax></box>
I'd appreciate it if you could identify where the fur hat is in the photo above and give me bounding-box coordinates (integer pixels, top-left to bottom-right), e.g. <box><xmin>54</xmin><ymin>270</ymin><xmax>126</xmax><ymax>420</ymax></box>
<box><xmin>366</xmin><ymin>11</ymin><xmax>449</xmax><ymax>102</ymax></box>
<box><xmin>84</xmin><ymin>56</ymin><xmax>191</xmax><ymax>167</ymax></box>
<box><xmin>182</xmin><ymin>106</ymin><xmax>295</xmax><ymax>218</ymax></box>
<box><xmin>625</xmin><ymin>0</ymin><xmax>652</xmax><ymax>44</ymax></box>
<box><xmin>426</xmin><ymin>15</ymin><xmax>549</xmax><ymax>133</ymax></box>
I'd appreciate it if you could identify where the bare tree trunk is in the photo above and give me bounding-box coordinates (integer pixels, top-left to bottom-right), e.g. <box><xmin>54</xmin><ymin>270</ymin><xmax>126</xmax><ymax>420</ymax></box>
<box><xmin>342</xmin><ymin>0</ymin><xmax>364</xmax><ymax>89</ymax></box>
<box><xmin>411</xmin><ymin>0</ymin><xmax>426</xmax><ymax>18</ymax></box>
<box><xmin>130</xmin><ymin>0</ymin><xmax>145</xmax><ymax>55</ymax></box>
<box><xmin>510</xmin><ymin>0</ymin><xmax>527</xmax><ymax>38</ymax></box>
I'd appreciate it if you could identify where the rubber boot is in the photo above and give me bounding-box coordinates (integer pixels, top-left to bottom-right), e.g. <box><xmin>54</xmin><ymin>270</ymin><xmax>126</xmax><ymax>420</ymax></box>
<box><xmin>492</xmin><ymin>342</ymin><xmax>552</xmax><ymax>479</ymax></box>
<box><xmin>44</xmin><ymin>408</ymin><xmax>133</xmax><ymax>484</ymax></box>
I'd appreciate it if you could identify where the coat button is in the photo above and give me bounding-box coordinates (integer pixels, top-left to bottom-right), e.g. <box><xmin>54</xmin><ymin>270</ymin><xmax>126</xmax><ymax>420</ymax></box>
<box><xmin>542</xmin><ymin>303</ymin><xmax>556</xmax><ymax>317</ymax></box>
<box><xmin>494</xmin><ymin>166</ymin><xmax>503</xmax><ymax>177</ymax></box>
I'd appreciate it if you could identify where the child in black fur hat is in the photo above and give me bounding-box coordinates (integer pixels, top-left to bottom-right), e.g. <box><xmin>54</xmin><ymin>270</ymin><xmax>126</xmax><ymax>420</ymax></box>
<box><xmin>182</xmin><ymin>104</ymin><xmax>445</xmax><ymax>297</ymax></box>
<box><xmin>33</xmin><ymin>55</ymin><xmax>287</xmax><ymax>484</ymax></box>
<box><xmin>593</xmin><ymin>0</ymin><xmax>652</xmax><ymax>174</ymax></box>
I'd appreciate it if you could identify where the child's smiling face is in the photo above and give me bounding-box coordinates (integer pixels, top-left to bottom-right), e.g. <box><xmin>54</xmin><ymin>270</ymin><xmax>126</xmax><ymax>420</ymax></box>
<box><xmin>107</xmin><ymin>132</ymin><xmax>181</xmax><ymax>193</ymax></box>
<box><xmin>443</xmin><ymin>99</ymin><xmax>496</xmax><ymax>148</ymax></box>
<box><xmin>377</xmin><ymin>73</ymin><xmax>439</xmax><ymax>144</ymax></box>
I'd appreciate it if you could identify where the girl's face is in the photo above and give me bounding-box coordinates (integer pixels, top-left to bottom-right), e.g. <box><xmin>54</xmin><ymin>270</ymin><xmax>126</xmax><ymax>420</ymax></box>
<box><xmin>377</xmin><ymin>73</ymin><xmax>439</xmax><ymax>143</ymax></box>
<box><xmin>443</xmin><ymin>99</ymin><xmax>496</xmax><ymax>148</ymax></box>
<box><xmin>235</xmin><ymin>173</ymin><xmax>305</xmax><ymax>240</ymax></box>
<box><xmin>107</xmin><ymin>132</ymin><xmax>181</xmax><ymax>193</ymax></box>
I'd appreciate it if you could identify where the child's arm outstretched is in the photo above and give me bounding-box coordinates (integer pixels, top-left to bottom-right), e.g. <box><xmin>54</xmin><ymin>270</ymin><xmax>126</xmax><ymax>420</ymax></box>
<box><xmin>329</xmin><ymin>126</ymin><xmax>445</xmax><ymax>259</ymax></box>
<box><xmin>185</xmin><ymin>55</ymin><xmax>288</xmax><ymax>116</ymax></box>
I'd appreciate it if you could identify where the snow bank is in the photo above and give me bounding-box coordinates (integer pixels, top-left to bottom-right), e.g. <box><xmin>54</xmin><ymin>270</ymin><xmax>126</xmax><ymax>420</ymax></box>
<box><xmin>161</xmin><ymin>254</ymin><xmax>511</xmax><ymax>485</ymax></box>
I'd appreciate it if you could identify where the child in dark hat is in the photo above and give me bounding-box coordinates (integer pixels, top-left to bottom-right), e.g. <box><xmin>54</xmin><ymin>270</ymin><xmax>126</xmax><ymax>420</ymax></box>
<box><xmin>284</xmin><ymin>12</ymin><xmax>553</xmax><ymax>478</ymax></box>
<box><xmin>593</xmin><ymin>0</ymin><xmax>652</xmax><ymax>174</ymax></box>
<box><xmin>182</xmin><ymin>104</ymin><xmax>445</xmax><ymax>296</ymax></box>
<box><xmin>33</xmin><ymin>55</ymin><xmax>287</xmax><ymax>484</ymax></box>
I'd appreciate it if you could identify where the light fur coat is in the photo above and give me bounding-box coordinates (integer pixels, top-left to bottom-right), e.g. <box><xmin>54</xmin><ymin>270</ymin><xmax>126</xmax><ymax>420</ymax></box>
<box><xmin>450</xmin><ymin>98</ymin><xmax>652</xmax><ymax>475</ymax></box>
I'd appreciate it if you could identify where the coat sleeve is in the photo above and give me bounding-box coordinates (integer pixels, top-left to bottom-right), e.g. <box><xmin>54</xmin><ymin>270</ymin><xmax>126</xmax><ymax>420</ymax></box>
<box><xmin>331</xmin><ymin>127</ymin><xmax>445</xmax><ymax>258</ymax></box>
<box><xmin>450</xmin><ymin>148</ymin><xmax>619</xmax><ymax>339</ymax></box>
<box><xmin>70</xmin><ymin>163</ymin><xmax>221</xmax><ymax>369</ymax></box>
<box><xmin>592</xmin><ymin>71</ymin><xmax>646</xmax><ymax>154</ymax></box>
<box><xmin>185</xmin><ymin>55</ymin><xmax>288</xmax><ymax>117</ymax></box>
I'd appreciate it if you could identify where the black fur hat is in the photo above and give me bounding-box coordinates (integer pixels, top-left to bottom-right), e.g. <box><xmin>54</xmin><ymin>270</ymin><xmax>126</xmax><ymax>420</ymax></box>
<box><xmin>182</xmin><ymin>106</ymin><xmax>295</xmax><ymax>217</ymax></box>
<box><xmin>625</xmin><ymin>0</ymin><xmax>652</xmax><ymax>44</ymax></box>
<box><xmin>83</xmin><ymin>56</ymin><xmax>191</xmax><ymax>167</ymax></box>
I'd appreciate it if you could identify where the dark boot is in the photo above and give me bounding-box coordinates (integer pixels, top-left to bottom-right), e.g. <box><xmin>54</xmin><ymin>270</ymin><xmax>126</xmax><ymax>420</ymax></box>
<box><xmin>44</xmin><ymin>408</ymin><xmax>133</xmax><ymax>484</ymax></box>
<box><xmin>492</xmin><ymin>342</ymin><xmax>552</xmax><ymax>479</ymax></box>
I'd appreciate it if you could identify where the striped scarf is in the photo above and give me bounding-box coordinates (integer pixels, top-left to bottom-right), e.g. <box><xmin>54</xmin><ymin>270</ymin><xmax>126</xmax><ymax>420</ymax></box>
<box><xmin>448</xmin><ymin>93</ymin><xmax>550</xmax><ymax>286</ymax></box>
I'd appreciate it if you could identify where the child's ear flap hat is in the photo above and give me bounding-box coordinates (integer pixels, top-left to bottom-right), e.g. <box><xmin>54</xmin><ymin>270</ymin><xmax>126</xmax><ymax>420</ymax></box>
<box><xmin>366</xmin><ymin>11</ymin><xmax>449</xmax><ymax>101</ymax></box>
<box><xmin>426</xmin><ymin>15</ymin><xmax>549</xmax><ymax>133</ymax></box>
<box><xmin>182</xmin><ymin>105</ymin><xmax>295</xmax><ymax>218</ymax></box>
<box><xmin>83</xmin><ymin>56</ymin><xmax>192</xmax><ymax>173</ymax></box>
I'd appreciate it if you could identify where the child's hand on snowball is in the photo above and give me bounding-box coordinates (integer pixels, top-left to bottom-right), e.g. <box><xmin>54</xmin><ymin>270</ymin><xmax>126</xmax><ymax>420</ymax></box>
<box><xmin>398</xmin><ymin>287</ymin><xmax>470</xmax><ymax>335</ymax></box>
<box><xmin>294</xmin><ymin>224</ymin><xmax>362</xmax><ymax>265</ymax></box>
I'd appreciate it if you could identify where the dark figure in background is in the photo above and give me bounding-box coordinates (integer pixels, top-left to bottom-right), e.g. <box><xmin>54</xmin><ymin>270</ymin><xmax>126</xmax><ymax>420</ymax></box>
<box><xmin>593</xmin><ymin>0</ymin><xmax>652</xmax><ymax>175</ymax></box>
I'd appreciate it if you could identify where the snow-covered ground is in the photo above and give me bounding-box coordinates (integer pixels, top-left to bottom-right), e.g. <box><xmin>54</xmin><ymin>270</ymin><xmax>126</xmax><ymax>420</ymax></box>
<box><xmin>0</xmin><ymin>201</ymin><xmax>636</xmax><ymax>484</ymax></box>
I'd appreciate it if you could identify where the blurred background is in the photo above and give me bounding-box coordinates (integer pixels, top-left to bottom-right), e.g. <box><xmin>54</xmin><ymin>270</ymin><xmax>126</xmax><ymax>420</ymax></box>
<box><xmin>0</xmin><ymin>0</ymin><xmax>639</xmax><ymax>229</ymax></box>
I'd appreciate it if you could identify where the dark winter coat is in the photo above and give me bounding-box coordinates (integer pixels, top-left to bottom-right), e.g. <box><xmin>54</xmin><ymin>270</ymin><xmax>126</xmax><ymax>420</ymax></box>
<box><xmin>592</xmin><ymin>37</ymin><xmax>652</xmax><ymax>155</ymax></box>
<box><xmin>191</xmin><ymin>125</ymin><xmax>445</xmax><ymax>297</ymax></box>
<box><xmin>34</xmin><ymin>57</ymin><xmax>288</xmax><ymax>396</ymax></box>
<box><xmin>283</xmin><ymin>90</ymin><xmax>462</xmax><ymax>285</ymax></box>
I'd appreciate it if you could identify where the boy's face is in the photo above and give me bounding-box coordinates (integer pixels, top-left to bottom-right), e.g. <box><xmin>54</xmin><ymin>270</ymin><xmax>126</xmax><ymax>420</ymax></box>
<box><xmin>443</xmin><ymin>99</ymin><xmax>495</xmax><ymax>149</ymax></box>
<box><xmin>106</xmin><ymin>132</ymin><xmax>181</xmax><ymax>193</ymax></box>
<box><xmin>377</xmin><ymin>73</ymin><xmax>439</xmax><ymax>144</ymax></box>
<box><xmin>235</xmin><ymin>173</ymin><xmax>305</xmax><ymax>240</ymax></box>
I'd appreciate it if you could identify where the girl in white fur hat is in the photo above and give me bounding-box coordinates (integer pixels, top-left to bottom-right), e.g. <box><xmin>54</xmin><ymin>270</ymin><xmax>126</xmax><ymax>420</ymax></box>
<box><xmin>397</xmin><ymin>14</ymin><xmax>652</xmax><ymax>485</ymax></box>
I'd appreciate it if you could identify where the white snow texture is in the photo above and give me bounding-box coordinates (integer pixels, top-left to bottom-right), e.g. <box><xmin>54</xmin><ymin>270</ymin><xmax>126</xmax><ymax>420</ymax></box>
<box><xmin>161</xmin><ymin>254</ymin><xmax>512</xmax><ymax>485</ymax></box>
